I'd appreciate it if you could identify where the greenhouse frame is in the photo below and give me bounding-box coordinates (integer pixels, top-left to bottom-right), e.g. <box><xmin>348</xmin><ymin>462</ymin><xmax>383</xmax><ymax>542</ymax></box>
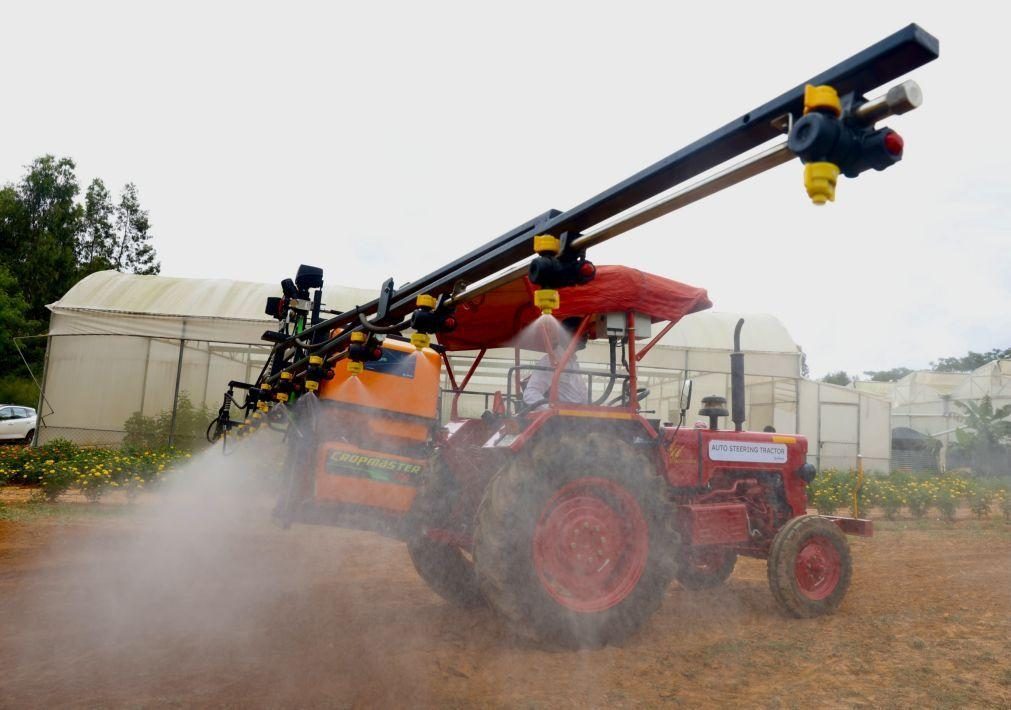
<box><xmin>37</xmin><ymin>271</ymin><xmax>892</xmax><ymax>470</ymax></box>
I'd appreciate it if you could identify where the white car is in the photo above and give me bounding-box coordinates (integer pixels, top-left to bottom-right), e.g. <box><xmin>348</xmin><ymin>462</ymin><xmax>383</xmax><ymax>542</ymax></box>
<box><xmin>0</xmin><ymin>405</ymin><xmax>36</xmax><ymax>444</ymax></box>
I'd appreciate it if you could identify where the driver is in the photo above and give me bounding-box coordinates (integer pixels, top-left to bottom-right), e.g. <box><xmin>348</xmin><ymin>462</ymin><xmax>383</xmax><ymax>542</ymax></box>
<box><xmin>522</xmin><ymin>317</ymin><xmax>589</xmax><ymax>407</ymax></box>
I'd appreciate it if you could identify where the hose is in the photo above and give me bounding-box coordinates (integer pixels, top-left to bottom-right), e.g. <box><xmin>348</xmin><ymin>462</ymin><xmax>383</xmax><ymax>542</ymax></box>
<box><xmin>357</xmin><ymin>312</ymin><xmax>412</xmax><ymax>334</ymax></box>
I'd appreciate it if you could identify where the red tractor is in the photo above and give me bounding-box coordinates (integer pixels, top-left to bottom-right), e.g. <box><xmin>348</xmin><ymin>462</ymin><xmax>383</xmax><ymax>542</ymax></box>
<box><xmin>213</xmin><ymin>26</ymin><xmax>937</xmax><ymax>647</ymax></box>
<box><xmin>254</xmin><ymin>265</ymin><xmax>870</xmax><ymax>648</ymax></box>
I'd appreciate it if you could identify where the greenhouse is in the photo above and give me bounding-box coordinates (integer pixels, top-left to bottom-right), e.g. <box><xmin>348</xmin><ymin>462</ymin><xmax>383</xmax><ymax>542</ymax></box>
<box><xmin>37</xmin><ymin>270</ymin><xmax>891</xmax><ymax>469</ymax></box>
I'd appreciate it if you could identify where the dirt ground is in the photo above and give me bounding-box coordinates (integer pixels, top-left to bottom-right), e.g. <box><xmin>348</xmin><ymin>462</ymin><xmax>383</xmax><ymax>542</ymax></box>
<box><xmin>1</xmin><ymin>501</ymin><xmax>1009</xmax><ymax>709</ymax></box>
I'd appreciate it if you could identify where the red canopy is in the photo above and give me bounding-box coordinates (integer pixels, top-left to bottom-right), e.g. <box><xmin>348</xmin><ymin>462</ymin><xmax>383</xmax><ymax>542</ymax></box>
<box><xmin>437</xmin><ymin>265</ymin><xmax>712</xmax><ymax>351</ymax></box>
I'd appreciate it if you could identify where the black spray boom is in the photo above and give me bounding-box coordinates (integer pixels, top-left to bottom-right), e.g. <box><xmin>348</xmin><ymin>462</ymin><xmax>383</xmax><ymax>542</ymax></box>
<box><xmin>249</xmin><ymin>24</ymin><xmax>937</xmax><ymax>394</ymax></box>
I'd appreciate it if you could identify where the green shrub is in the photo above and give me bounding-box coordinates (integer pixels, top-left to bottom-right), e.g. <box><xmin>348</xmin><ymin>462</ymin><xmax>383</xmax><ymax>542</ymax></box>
<box><xmin>936</xmin><ymin>475</ymin><xmax>970</xmax><ymax>522</ymax></box>
<box><xmin>998</xmin><ymin>489</ymin><xmax>1011</xmax><ymax>523</ymax></box>
<box><xmin>123</xmin><ymin>393</ymin><xmax>214</xmax><ymax>452</ymax></box>
<box><xmin>76</xmin><ymin>463</ymin><xmax>113</xmax><ymax>502</ymax></box>
<box><xmin>38</xmin><ymin>461</ymin><xmax>76</xmax><ymax>501</ymax></box>
<box><xmin>1</xmin><ymin>440</ymin><xmax>189</xmax><ymax>502</ymax></box>
<box><xmin>968</xmin><ymin>484</ymin><xmax>994</xmax><ymax>519</ymax></box>
<box><xmin>866</xmin><ymin>477</ymin><xmax>905</xmax><ymax>520</ymax></box>
<box><xmin>807</xmin><ymin>469</ymin><xmax>850</xmax><ymax>515</ymax></box>
<box><xmin>0</xmin><ymin>376</ymin><xmax>38</xmax><ymax>408</ymax></box>
<box><xmin>0</xmin><ymin>439</ymin><xmax>80</xmax><ymax>485</ymax></box>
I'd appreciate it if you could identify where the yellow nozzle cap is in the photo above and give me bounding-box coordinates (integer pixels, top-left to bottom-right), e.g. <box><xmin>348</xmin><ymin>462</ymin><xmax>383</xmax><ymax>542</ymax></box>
<box><xmin>257</xmin><ymin>401</ymin><xmax>269</xmax><ymax>412</ymax></box>
<box><xmin>804</xmin><ymin>162</ymin><xmax>840</xmax><ymax>205</ymax></box>
<box><xmin>305</xmin><ymin>380</ymin><xmax>319</xmax><ymax>391</ymax></box>
<box><xmin>309</xmin><ymin>355</ymin><xmax>324</xmax><ymax>365</ymax></box>
<box><xmin>803</xmin><ymin>84</ymin><xmax>841</xmax><ymax>117</ymax></box>
<box><xmin>533</xmin><ymin>234</ymin><xmax>561</xmax><ymax>255</ymax></box>
<box><xmin>279</xmin><ymin>371</ymin><xmax>293</xmax><ymax>381</ymax></box>
<box><xmin>260</xmin><ymin>383</ymin><xmax>271</xmax><ymax>391</ymax></box>
<box><xmin>533</xmin><ymin>288</ymin><xmax>560</xmax><ymax>315</ymax></box>
<box><xmin>415</xmin><ymin>294</ymin><xmax>437</xmax><ymax>310</ymax></box>
<box><xmin>275</xmin><ymin>392</ymin><xmax>289</xmax><ymax>402</ymax></box>
<box><xmin>350</xmin><ymin>331</ymin><xmax>367</xmax><ymax>343</ymax></box>
<box><xmin>410</xmin><ymin>332</ymin><xmax>431</xmax><ymax>350</ymax></box>
<box><xmin>347</xmin><ymin>360</ymin><xmax>364</xmax><ymax>375</ymax></box>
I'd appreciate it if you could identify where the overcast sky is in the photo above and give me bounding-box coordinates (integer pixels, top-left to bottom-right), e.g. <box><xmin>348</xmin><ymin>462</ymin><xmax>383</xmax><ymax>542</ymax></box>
<box><xmin>2</xmin><ymin>2</ymin><xmax>1007</xmax><ymax>377</ymax></box>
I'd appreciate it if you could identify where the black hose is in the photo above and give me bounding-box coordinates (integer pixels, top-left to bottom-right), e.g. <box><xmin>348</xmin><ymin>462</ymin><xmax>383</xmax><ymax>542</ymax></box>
<box><xmin>357</xmin><ymin>312</ymin><xmax>412</xmax><ymax>334</ymax></box>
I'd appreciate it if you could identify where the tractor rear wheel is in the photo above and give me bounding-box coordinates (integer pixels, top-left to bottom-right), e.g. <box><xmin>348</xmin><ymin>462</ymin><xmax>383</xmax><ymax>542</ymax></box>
<box><xmin>407</xmin><ymin>462</ymin><xmax>484</xmax><ymax>608</ymax></box>
<box><xmin>675</xmin><ymin>547</ymin><xmax>736</xmax><ymax>590</ymax></box>
<box><xmin>767</xmin><ymin>515</ymin><xmax>852</xmax><ymax>617</ymax></box>
<box><xmin>474</xmin><ymin>430</ymin><xmax>676</xmax><ymax>648</ymax></box>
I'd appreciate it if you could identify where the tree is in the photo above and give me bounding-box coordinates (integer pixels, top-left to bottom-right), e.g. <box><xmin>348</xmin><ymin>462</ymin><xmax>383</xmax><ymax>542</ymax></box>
<box><xmin>821</xmin><ymin>371</ymin><xmax>852</xmax><ymax>386</ymax></box>
<box><xmin>79</xmin><ymin>177</ymin><xmax>117</xmax><ymax>274</ymax></box>
<box><xmin>932</xmin><ymin>348</ymin><xmax>1011</xmax><ymax>373</ymax></box>
<box><xmin>0</xmin><ymin>157</ymin><xmax>162</xmax><ymax>377</ymax></box>
<box><xmin>0</xmin><ymin>156</ymin><xmax>82</xmax><ymax>324</ymax></box>
<box><xmin>862</xmin><ymin>367</ymin><xmax>912</xmax><ymax>382</ymax></box>
<box><xmin>112</xmin><ymin>183</ymin><xmax>159</xmax><ymax>275</ymax></box>
<box><xmin>953</xmin><ymin>395</ymin><xmax>1011</xmax><ymax>476</ymax></box>
<box><xmin>0</xmin><ymin>265</ymin><xmax>39</xmax><ymax>373</ymax></box>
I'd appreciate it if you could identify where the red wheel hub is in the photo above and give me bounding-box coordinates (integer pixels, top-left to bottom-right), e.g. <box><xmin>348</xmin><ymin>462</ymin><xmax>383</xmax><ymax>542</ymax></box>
<box><xmin>794</xmin><ymin>535</ymin><xmax>842</xmax><ymax>600</ymax></box>
<box><xmin>532</xmin><ymin>477</ymin><xmax>649</xmax><ymax>613</ymax></box>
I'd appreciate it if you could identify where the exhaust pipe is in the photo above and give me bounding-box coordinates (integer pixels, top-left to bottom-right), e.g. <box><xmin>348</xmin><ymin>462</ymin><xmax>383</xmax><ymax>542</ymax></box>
<box><xmin>731</xmin><ymin>319</ymin><xmax>745</xmax><ymax>432</ymax></box>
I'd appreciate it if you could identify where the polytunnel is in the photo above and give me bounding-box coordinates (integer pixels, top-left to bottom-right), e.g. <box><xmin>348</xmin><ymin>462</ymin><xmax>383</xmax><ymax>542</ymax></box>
<box><xmin>37</xmin><ymin>271</ymin><xmax>890</xmax><ymax>470</ymax></box>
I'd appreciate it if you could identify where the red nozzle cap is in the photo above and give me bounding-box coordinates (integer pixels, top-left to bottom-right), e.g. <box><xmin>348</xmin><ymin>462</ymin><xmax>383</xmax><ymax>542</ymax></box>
<box><xmin>372</xmin><ymin>348</ymin><xmax>382</xmax><ymax>359</ymax></box>
<box><xmin>579</xmin><ymin>262</ymin><xmax>596</xmax><ymax>277</ymax></box>
<box><xmin>884</xmin><ymin>131</ymin><xmax>904</xmax><ymax>156</ymax></box>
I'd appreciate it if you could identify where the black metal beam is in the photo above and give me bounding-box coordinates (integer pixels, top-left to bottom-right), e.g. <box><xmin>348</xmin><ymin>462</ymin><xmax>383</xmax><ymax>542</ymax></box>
<box><xmin>268</xmin><ymin>23</ymin><xmax>939</xmax><ymax>382</ymax></box>
<box><xmin>545</xmin><ymin>23</ymin><xmax>939</xmax><ymax>235</ymax></box>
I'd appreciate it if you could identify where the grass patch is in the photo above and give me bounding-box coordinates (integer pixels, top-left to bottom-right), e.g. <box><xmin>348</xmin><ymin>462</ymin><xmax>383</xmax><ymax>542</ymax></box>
<box><xmin>0</xmin><ymin>497</ymin><xmax>136</xmax><ymax>523</ymax></box>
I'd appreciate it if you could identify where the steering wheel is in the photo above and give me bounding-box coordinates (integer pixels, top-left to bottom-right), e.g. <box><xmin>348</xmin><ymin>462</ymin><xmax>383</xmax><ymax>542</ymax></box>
<box><xmin>607</xmin><ymin>386</ymin><xmax>651</xmax><ymax>406</ymax></box>
<box><xmin>513</xmin><ymin>397</ymin><xmax>549</xmax><ymax>417</ymax></box>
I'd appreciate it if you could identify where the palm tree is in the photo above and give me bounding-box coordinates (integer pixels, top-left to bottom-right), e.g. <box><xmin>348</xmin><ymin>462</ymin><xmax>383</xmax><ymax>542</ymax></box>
<box><xmin>954</xmin><ymin>395</ymin><xmax>1011</xmax><ymax>475</ymax></box>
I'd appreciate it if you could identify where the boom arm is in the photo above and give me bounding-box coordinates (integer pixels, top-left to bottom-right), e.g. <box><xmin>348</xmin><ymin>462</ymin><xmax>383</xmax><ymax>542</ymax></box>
<box><xmin>240</xmin><ymin>24</ymin><xmax>939</xmax><ymax>403</ymax></box>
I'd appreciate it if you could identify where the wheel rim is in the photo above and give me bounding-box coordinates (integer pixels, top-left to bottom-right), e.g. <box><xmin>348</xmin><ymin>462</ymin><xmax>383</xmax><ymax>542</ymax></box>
<box><xmin>794</xmin><ymin>535</ymin><xmax>842</xmax><ymax>600</ymax></box>
<box><xmin>533</xmin><ymin>477</ymin><xmax>649</xmax><ymax>613</ymax></box>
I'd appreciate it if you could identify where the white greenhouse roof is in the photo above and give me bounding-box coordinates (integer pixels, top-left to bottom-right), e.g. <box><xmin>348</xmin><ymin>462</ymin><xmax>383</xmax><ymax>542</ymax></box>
<box><xmin>47</xmin><ymin>271</ymin><xmax>800</xmax><ymax>360</ymax></box>
<box><xmin>51</xmin><ymin>270</ymin><xmax>376</xmax><ymax>321</ymax></box>
<box><xmin>47</xmin><ymin>270</ymin><xmax>376</xmax><ymax>343</ymax></box>
<box><xmin>657</xmin><ymin>311</ymin><xmax>797</xmax><ymax>354</ymax></box>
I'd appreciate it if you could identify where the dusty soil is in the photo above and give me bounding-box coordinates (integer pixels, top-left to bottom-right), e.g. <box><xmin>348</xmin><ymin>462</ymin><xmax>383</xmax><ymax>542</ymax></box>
<box><xmin>1</xmin><ymin>506</ymin><xmax>1009</xmax><ymax>709</ymax></box>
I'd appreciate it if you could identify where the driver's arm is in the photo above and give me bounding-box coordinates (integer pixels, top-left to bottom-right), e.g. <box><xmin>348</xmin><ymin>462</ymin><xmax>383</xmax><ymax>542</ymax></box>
<box><xmin>522</xmin><ymin>369</ymin><xmax>548</xmax><ymax>405</ymax></box>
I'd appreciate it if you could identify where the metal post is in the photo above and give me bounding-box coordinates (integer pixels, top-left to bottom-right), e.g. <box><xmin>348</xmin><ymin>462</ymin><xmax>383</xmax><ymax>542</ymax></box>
<box><xmin>168</xmin><ymin>337</ymin><xmax>186</xmax><ymax>447</ymax></box>
<box><xmin>856</xmin><ymin>395</ymin><xmax>862</xmax><ymax>470</ymax></box>
<box><xmin>794</xmin><ymin>379</ymin><xmax>800</xmax><ymax>436</ymax></box>
<box><xmin>138</xmin><ymin>338</ymin><xmax>152</xmax><ymax>415</ymax></box>
<box><xmin>816</xmin><ymin>385</ymin><xmax>822</xmax><ymax>470</ymax></box>
<box><xmin>201</xmin><ymin>343</ymin><xmax>211</xmax><ymax>408</ymax></box>
<box><xmin>33</xmin><ymin>334</ymin><xmax>53</xmax><ymax>446</ymax></box>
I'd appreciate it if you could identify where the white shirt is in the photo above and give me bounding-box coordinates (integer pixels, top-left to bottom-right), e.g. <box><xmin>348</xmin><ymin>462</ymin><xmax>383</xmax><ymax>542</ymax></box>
<box><xmin>523</xmin><ymin>348</ymin><xmax>588</xmax><ymax>406</ymax></box>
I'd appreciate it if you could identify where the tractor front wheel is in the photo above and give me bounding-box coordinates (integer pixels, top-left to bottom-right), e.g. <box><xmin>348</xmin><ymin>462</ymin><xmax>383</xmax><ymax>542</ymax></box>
<box><xmin>474</xmin><ymin>430</ymin><xmax>676</xmax><ymax>648</ymax></box>
<box><xmin>675</xmin><ymin>547</ymin><xmax>737</xmax><ymax>590</ymax></box>
<box><xmin>767</xmin><ymin>515</ymin><xmax>852</xmax><ymax>617</ymax></box>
